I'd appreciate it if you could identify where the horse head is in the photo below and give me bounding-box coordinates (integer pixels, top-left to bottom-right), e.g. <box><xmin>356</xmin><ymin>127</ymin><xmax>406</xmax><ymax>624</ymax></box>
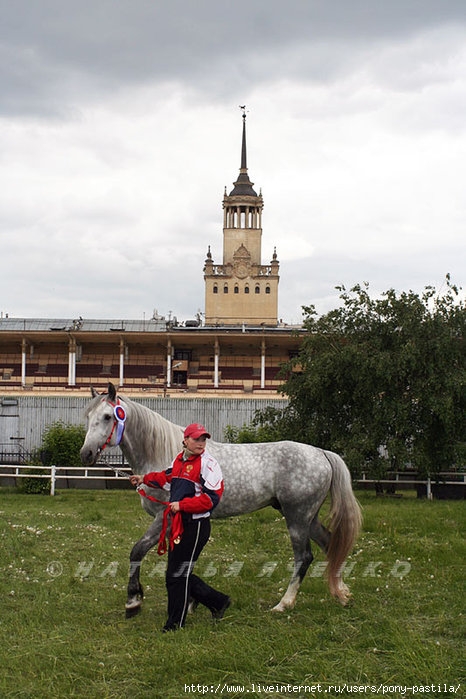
<box><xmin>80</xmin><ymin>382</ymin><xmax>126</xmax><ymax>465</ymax></box>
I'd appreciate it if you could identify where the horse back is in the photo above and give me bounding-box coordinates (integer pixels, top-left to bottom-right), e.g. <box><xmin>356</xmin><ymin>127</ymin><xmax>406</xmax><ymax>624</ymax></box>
<box><xmin>209</xmin><ymin>440</ymin><xmax>332</xmax><ymax>518</ymax></box>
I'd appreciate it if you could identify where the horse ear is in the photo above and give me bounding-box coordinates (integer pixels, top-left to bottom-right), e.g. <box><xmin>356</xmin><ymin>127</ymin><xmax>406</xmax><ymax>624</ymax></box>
<box><xmin>108</xmin><ymin>382</ymin><xmax>117</xmax><ymax>402</ymax></box>
<box><xmin>91</xmin><ymin>386</ymin><xmax>99</xmax><ymax>398</ymax></box>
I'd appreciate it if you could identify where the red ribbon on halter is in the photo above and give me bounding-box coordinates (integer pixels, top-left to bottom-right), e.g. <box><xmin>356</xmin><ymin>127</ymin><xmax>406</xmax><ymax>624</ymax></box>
<box><xmin>99</xmin><ymin>399</ymin><xmax>126</xmax><ymax>452</ymax></box>
<box><xmin>137</xmin><ymin>487</ymin><xmax>184</xmax><ymax>555</ymax></box>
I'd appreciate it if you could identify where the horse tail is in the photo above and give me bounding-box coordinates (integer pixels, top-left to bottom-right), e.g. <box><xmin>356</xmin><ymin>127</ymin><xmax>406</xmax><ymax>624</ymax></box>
<box><xmin>324</xmin><ymin>450</ymin><xmax>362</xmax><ymax>604</ymax></box>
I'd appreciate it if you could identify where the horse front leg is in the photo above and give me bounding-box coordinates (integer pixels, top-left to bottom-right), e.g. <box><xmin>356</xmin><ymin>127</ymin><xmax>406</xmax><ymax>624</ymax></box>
<box><xmin>126</xmin><ymin>513</ymin><xmax>163</xmax><ymax>618</ymax></box>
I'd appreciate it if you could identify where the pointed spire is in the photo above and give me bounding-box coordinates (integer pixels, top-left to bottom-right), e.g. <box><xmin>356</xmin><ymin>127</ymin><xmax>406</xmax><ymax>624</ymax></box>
<box><xmin>229</xmin><ymin>107</ymin><xmax>257</xmax><ymax>197</ymax></box>
<box><xmin>240</xmin><ymin>109</ymin><xmax>248</xmax><ymax>171</ymax></box>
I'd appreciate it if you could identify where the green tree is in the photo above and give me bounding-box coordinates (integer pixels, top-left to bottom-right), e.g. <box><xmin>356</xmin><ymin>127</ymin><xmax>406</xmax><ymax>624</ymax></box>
<box><xmin>232</xmin><ymin>277</ymin><xmax>465</xmax><ymax>478</ymax></box>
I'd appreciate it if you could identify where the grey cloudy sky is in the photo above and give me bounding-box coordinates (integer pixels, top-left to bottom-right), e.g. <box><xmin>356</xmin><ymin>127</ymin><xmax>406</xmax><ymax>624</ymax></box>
<box><xmin>1</xmin><ymin>0</ymin><xmax>465</xmax><ymax>324</ymax></box>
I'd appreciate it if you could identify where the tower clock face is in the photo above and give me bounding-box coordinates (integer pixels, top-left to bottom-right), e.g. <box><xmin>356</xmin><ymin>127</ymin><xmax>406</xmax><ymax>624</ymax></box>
<box><xmin>236</xmin><ymin>263</ymin><xmax>248</xmax><ymax>279</ymax></box>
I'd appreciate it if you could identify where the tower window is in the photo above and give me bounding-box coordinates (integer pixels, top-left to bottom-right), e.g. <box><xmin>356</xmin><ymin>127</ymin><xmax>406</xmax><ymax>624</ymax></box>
<box><xmin>265</xmin><ymin>286</ymin><xmax>271</xmax><ymax>294</ymax></box>
<box><xmin>213</xmin><ymin>285</ymin><xmax>218</xmax><ymax>294</ymax></box>
<box><xmin>244</xmin><ymin>286</ymin><xmax>249</xmax><ymax>294</ymax></box>
<box><xmin>224</xmin><ymin>284</ymin><xmax>229</xmax><ymax>294</ymax></box>
<box><xmin>255</xmin><ymin>285</ymin><xmax>260</xmax><ymax>294</ymax></box>
<box><xmin>234</xmin><ymin>285</ymin><xmax>239</xmax><ymax>294</ymax></box>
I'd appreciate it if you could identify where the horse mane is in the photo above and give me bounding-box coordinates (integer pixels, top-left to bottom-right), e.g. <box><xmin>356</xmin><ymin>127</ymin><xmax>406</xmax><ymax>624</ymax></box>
<box><xmin>119</xmin><ymin>395</ymin><xmax>184</xmax><ymax>470</ymax></box>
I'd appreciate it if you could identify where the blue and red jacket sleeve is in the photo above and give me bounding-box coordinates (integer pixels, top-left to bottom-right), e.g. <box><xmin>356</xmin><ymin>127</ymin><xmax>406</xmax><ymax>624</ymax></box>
<box><xmin>142</xmin><ymin>468</ymin><xmax>172</xmax><ymax>490</ymax></box>
<box><xmin>178</xmin><ymin>490</ymin><xmax>217</xmax><ymax>514</ymax></box>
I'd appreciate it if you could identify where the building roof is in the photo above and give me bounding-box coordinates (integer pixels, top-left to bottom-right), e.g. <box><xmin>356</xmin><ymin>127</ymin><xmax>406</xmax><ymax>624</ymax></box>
<box><xmin>0</xmin><ymin>316</ymin><xmax>302</xmax><ymax>334</ymax></box>
<box><xmin>0</xmin><ymin>317</ymin><xmax>168</xmax><ymax>333</ymax></box>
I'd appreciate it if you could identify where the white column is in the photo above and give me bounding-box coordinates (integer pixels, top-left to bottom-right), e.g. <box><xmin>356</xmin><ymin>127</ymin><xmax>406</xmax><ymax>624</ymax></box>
<box><xmin>166</xmin><ymin>340</ymin><xmax>172</xmax><ymax>388</ymax></box>
<box><xmin>214</xmin><ymin>338</ymin><xmax>219</xmax><ymax>388</ymax></box>
<box><xmin>261</xmin><ymin>339</ymin><xmax>266</xmax><ymax>389</ymax></box>
<box><xmin>68</xmin><ymin>339</ymin><xmax>76</xmax><ymax>386</ymax></box>
<box><xmin>21</xmin><ymin>338</ymin><xmax>27</xmax><ymax>387</ymax></box>
<box><xmin>119</xmin><ymin>339</ymin><xmax>125</xmax><ymax>387</ymax></box>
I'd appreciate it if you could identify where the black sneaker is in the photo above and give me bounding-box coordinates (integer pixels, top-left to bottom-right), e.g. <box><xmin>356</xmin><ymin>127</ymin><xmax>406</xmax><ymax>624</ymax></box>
<box><xmin>211</xmin><ymin>597</ymin><xmax>231</xmax><ymax>620</ymax></box>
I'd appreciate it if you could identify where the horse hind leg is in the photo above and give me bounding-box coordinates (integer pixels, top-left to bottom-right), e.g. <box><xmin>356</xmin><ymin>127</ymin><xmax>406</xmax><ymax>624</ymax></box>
<box><xmin>311</xmin><ymin>517</ymin><xmax>351</xmax><ymax>606</ymax></box>
<box><xmin>310</xmin><ymin>516</ymin><xmax>351</xmax><ymax>606</ymax></box>
<box><xmin>309</xmin><ymin>516</ymin><xmax>331</xmax><ymax>554</ymax></box>
<box><xmin>272</xmin><ymin>517</ymin><xmax>314</xmax><ymax>613</ymax></box>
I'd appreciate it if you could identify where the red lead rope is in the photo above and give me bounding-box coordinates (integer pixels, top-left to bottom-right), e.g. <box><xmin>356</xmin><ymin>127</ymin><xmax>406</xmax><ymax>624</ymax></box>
<box><xmin>137</xmin><ymin>487</ymin><xmax>184</xmax><ymax>555</ymax></box>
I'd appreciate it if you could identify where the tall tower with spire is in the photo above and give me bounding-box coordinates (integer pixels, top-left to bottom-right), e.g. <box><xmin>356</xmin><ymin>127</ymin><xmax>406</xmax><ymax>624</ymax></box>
<box><xmin>204</xmin><ymin>110</ymin><xmax>279</xmax><ymax>326</ymax></box>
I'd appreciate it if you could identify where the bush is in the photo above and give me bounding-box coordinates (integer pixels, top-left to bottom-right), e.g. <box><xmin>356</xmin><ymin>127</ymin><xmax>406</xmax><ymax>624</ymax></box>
<box><xmin>18</xmin><ymin>421</ymin><xmax>86</xmax><ymax>494</ymax></box>
<box><xmin>17</xmin><ymin>467</ymin><xmax>51</xmax><ymax>495</ymax></box>
<box><xmin>39</xmin><ymin>421</ymin><xmax>86</xmax><ymax>468</ymax></box>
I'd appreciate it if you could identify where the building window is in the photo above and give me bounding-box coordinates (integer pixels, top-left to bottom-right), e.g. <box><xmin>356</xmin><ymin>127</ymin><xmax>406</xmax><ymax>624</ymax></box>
<box><xmin>174</xmin><ymin>349</ymin><xmax>192</xmax><ymax>361</ymax></box>
<box><xmin>244</xmin><ymin>286</ymin><xmax>250</xmax><ymax>294</ymax></box>
<box><xmin>234</xmin><ymin>285</ymin><xmax>239</xmax><ymax>294</ymax></box>
<box><xmin>255</xmin><ymin>285</ymin><xmax>260</xmax><ymax>294</ymax></box>
<box><xmin>224</xmin><ymin>284</ymin><xmax>229</xmax><ymax>294</ymax></box>
<box><xmin>265</xmin><ymin>285</ymin><xmax>271</xmax><ymax>294</ymax></box>
<box><xmin>213</xmin><ymin>285</ymin><xmax>218</xmax><ymax>294</ymax></box>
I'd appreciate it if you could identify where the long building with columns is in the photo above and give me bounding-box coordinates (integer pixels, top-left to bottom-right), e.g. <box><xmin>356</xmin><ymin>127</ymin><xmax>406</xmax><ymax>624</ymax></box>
<box><xmin>0</xmin><ymin>114</ymin><xmax>304</xmax><ymax>397</ymax></box>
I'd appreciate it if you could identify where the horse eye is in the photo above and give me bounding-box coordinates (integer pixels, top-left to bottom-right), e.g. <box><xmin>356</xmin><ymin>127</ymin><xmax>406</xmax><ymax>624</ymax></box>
<box><xmin>104</xmin><ymin>414</ymin><xmax>112</xmax><ymax>421</ymax></box>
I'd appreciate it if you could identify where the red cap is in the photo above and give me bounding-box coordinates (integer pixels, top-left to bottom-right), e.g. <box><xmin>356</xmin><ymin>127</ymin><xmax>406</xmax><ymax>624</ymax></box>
<box><xmin>184</xmin><ymin>423</ymin><xmax>211</xmax><ymax>439</ymax></box>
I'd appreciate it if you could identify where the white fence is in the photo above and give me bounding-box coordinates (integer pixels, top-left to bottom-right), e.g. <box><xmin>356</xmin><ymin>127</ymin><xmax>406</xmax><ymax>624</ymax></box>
<box><xmin>357</xmin><ymin>471</ymin><xmax>466</xmax><ymax>500</ymax></box>
<box><xmin>1</xmin><ymin>464</ymin><xmax>464</xmax><ymax>499</ymax></box>
<box><xmin>0</xmin><ymin>463</ymin><xmax>133</xmax><ymax>496</ymax></box>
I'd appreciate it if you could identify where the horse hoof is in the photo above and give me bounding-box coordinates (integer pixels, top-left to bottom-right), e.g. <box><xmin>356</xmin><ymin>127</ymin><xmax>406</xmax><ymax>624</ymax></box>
<box><xmin>125</xmin><ymin>605</ymin><xmax>141</xmax><ymax>619</ymax></box>
<box><xmin>333</xmin><ymin>582</ymin><xmax>352</xmax><ymax>606</ymax></box>
<box><xmin>271</xmin><ymin>602</ymin><xmax>286</xmax><ymax>613</ymax></box>
<box><xmin>188</xmin><ymin>599</ymin><xmax>199</xmax><ymax>615</ymax></box>
<box><xmin>335</xmin><ymin>593</ymin><xmax>353</xmax><ymax>607</ymax></box>
<box><xmin>125</xmin><ymin>597</ymin><xmax>142</xmax><ymax>619</ymax></box>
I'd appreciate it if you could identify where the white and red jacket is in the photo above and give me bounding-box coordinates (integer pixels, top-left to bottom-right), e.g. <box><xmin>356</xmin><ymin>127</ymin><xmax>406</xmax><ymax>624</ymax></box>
<box><xmin>142</xmin><ymin>449</ymin><xmax>224</xmax><ymax>519</ymax></box>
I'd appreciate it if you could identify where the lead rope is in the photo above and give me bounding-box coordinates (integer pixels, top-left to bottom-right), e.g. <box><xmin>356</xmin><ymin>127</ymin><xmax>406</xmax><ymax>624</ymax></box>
<box><xmin>137</xmin><ymin>486</ymin><xmax>184</xmax><ymax>554</ymax></box>
<box><xmin>107</xmin><ymin>465</ymin><xmax>183</xmax><ymax>554</ymax></box>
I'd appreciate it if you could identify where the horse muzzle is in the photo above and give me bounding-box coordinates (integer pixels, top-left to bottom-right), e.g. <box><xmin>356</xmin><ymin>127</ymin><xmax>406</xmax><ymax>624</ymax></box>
<box><xmin>80</xmin><ymin>445</ymin><xmax>100</xmax><ymax>466</ymax></box>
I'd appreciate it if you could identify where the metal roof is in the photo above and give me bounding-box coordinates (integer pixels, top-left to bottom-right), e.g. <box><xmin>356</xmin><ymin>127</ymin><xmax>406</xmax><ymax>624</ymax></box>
<box><xmin>0</xmin><ymin>317</ymin><xmax>168</xmax><ymax>332</ymax></box>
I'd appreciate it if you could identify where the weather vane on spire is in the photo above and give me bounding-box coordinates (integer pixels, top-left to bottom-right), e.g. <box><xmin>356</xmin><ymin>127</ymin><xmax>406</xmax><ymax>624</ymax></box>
<box><xmin>239</xmin><ymin>105</ymin><xmax>247</xmax><ymax>119</ymax></box>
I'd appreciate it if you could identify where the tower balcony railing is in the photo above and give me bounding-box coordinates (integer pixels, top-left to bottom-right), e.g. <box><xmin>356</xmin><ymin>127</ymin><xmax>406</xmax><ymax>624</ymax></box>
<box><xmin>207</xmin><ymin>264</ymin><xmax>275</xmax><ymax>277</ymax></box>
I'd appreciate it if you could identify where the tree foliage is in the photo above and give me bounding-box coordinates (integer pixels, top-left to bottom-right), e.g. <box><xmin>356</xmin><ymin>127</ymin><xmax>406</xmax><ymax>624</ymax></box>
<box><xmin>229</xmin><ymin>277</ymin><xmax>465</xmax><ymax>477</ymax></box>
<box><xmin>224</xmin><ymin>408</ymin><xmax>289</xmax><ymax>444</ymax></box>
<box><xmin>19</xmin><ymin>422</ymin><xmax>87</xmax><ymax>494</ymax></box>
<box><xmin>38</xmin><ymin>421</ymin><xmax>87</xmax><ymax>468</ymax></box>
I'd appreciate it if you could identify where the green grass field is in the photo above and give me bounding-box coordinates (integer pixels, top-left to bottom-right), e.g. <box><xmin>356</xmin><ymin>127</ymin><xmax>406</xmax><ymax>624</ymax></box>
<box><xmin>0</xmin><ymin>489</ymin><xmax>464</xmax><ymax>699</ymax></box>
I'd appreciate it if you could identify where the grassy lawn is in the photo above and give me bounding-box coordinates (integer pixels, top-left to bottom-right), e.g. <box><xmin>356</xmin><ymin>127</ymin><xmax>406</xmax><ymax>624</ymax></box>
<box><xmin>0</xmin><ymin>489</ymin><xmax>464</xmax><ymax>698</ymax></box>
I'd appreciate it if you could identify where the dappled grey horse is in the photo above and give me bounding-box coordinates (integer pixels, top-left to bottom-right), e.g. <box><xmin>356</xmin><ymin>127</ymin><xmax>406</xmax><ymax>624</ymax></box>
<box><xmin>80</xmin><ymin>383</ymin><xmax>362</xmax><ymax>617</ymax></box>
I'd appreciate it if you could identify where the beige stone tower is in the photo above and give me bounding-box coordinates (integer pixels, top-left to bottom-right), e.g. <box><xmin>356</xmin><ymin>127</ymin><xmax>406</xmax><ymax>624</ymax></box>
<box><xmin>204</xmin><ymin>111</ymin><xmax>279</xmax><ymax>326</ymax></box>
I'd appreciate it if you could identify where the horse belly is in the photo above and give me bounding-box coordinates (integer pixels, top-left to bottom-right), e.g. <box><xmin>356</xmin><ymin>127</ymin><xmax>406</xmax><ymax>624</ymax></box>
<box><xmin>213</xmin><ymin>490</ymin><xmax>274</xmax><ymax>518</ymax></box>
<box><xmin>214</xmin><ymin>466</ymin><xmax>276</xmax><ymax>518</ymax></box>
